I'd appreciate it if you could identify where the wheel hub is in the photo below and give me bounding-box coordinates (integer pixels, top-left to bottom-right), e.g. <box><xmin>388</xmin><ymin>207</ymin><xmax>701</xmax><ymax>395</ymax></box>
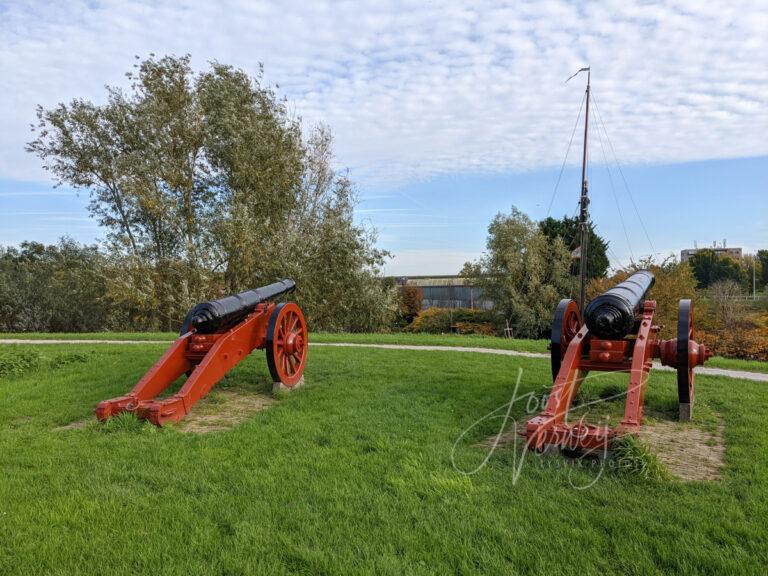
<box><xmin>284</xmin><ymin>331</ymin><xmax>302</xmax><ymax>356</ymax></box>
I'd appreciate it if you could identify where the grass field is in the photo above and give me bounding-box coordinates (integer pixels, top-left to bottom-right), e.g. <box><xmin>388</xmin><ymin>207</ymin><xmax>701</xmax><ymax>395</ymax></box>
<box><xmin>0</xmin><ymin>331</ymin><xmax>545</xmax><ymax>351</ymax></box>
<box><xmin>1</xmin><ymin>341</ymin><xmax>767</xmax><ymax>574</ymax></box>
<box><xmin>1</xmin><ymin>331</ymin><xmax>765</xmax><ymax>373</ymax></box>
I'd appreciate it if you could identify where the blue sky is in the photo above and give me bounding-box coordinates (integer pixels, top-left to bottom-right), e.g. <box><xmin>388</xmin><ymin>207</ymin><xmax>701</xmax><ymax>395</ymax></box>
<box><xmin>358</xmin><ymin>156</ymin><xmax>768</xmax><ymax>274</ymax></box>
<box><xmin>1</xmin><ymin>0</ymin><xmax>767</xmax><ymax>275</ymax></box>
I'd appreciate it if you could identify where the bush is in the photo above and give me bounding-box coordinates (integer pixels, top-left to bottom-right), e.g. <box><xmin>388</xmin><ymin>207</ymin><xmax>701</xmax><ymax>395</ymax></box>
<box><xmin>50</xmin><ymin>352</ymin><xmax>91</xmax><ymax>369</ymax></box>
<box><xmin>0</xmin><ymin>239</ymin><xmax>111</xmax><ymax>333</ymax></box>
<box><xmin>0</xmin><ymin>237</ymin><xmax>398</xmax><ymax>334</ymax></box>
<box><xmin>0</xmin><ymin>350</ymin><xmax>41</xmax><ymax>378</ymax></box>
<box><xmin>698</xmin><ymin>327</ymin><xmax>768</xmax><ymax>361</ymax></box>
<box><xmin>697</xmin><ymin>306</ymin><xmax>768</xmax><ymax>361</ymax></box>
<box><xmin>453</xmin><ymin>321</ymin><xmax>496</xmax><ymax>336</ymax></box>
<box><xmin>409</xmin><ymin>307</ymin><xmax>498</xmax><ymax>335</ymax></box>
<box><xmin>708</xmin><ymin>279</ymin><xmax>744</xmax><ymax>328</ymax></box>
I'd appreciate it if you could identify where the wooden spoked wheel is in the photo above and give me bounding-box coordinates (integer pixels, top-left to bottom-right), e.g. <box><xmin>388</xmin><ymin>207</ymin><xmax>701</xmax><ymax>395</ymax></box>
<box><xmin>677</xmin><ymin>299</ymin><xmax>694</xmax><ymax>413</ymax></box>
<box><xmin>266</xmin><ymin>302</ymin><xmax>308</xmax><ymax>387</ymax></box>
<box><xmin>550</xmin><ymin>299</ymin><xmax>583</xmax><ymax>380</ymax></box>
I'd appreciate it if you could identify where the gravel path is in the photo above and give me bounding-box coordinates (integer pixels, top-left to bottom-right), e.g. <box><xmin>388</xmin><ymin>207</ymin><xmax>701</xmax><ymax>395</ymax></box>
<box><xmin>1</xmin><ymin>339</ymin><xmax>766</xmax><ymax>383</ymax></box>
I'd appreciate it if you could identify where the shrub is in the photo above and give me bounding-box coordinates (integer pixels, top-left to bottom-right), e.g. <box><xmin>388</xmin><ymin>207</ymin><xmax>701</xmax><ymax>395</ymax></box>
<box><xmin>698</xmin><ymin>327</ymin><xmax>768</xmax><ymax>361</ymax></box>
<box><xmin>50</xmin><ymin>352</ymin><xmax>91</xmax><ymax>369</ymax></box>
<box><xmin>453</xmin><ymin>321</ymin><xmax>496</xmax><ymax>336</ymax></box>
<box><xmin>708</xmin><ymin>279</ymin><xmax>744</xmax><ymax>328</ymax></box>
<box><xmin>0</xmin><ymin>349</ymin><xmax>41</xmax><ymax>378</ymax></box>
<box><xmin>696</xmin><ymin>306</ymin><xmax>768</xmax><ymax>361</ymax></box>
<box><xmin>409</xmin><ymin>307</ymin><xmax>498</xmax><ymax>335</ymax></box>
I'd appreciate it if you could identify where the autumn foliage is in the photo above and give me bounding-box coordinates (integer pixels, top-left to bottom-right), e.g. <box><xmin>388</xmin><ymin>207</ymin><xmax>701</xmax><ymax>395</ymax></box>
<box><xmin>589</xmin><ymin>258</ymin><xmax>768</xmax><ymax>360</ymax></box>
<box><xmin>399</xmin><ymin>285</ymin><xmax>423</xmax><ymax>322</ymax></box>
<box><xmin>409</xmin><ymin>307</ymin><xmax>496</xmax><ymax>335</ymax></box>
<box><xmin>588</xmin><ymin>257</ymin><xmax>699</xmax><ymax>340</ymax></box>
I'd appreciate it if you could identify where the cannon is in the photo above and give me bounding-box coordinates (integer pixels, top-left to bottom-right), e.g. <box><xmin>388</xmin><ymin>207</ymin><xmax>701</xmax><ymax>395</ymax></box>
<box><xmin>527</xmin><ymin>270</ymin><xmax>711</xmax><ymax>451</ymax></box>
<box><xmin>96</xmin><ymin>279</ymin><xmax>308</xmax><ymax>426</ymax></box>
<box><xmin>584</xmin><ymin>270</ymin><xmax>655</xmax><ymax>340</ymax></box>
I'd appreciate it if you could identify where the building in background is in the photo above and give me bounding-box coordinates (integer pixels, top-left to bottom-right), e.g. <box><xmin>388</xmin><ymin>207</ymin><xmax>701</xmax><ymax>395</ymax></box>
<box><xmin>680</xmin><ymin>241</ymin><xmax>742</xmax><ymax>263</ymax></box>
<box><xmin>395</xmin><ymin>276</ymin><xmax>493</xmax><ymax>310</ymax></box>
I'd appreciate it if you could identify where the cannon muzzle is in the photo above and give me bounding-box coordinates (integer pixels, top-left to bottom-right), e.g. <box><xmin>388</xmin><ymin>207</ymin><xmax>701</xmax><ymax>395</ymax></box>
<box><xmin>584</xmin><ymin>270</ymin><xmax>655</xmax><ymax>339</ymax></box>
<box><xmin>181</xmin><ymin>279</ymin><xmax>296</xmax><ymax>334</ymax></box>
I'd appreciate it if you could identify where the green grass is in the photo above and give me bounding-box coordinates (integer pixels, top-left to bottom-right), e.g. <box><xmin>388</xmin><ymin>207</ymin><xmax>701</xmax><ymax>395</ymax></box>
<box><xmin>3</xmin><ymin>331</ymin><xmax>766</xmax><ymax>374</ymax></box>
<box><xmin>1</xmin><ymin>343</ymin><xmax>767</xmax><ymax>574</ymax></box>
<box><xmin>705</xmin><ymin>356</ymin><xmax>768</xmax><ymax>374</ymax></box>
<box><xmin>610</xmin><ymin>434</ymin><xmax>671</xmax><ymax>481</ymax></box>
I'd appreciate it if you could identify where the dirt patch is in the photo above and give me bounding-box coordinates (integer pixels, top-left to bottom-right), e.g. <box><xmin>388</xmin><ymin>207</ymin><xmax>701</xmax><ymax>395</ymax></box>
<box><xmin>473</xmin><ymin>429</ymin><xmax>525</xmax><ymax>450</ymax></box>
<box><xmin>52</xmin><ymin>389</ymin><xmax>274</xmax><ymax>433</ymax></box>
<box><xmin>641</xmin><ymin>420</ymin><xmax>725</xmax><ymax>481</ymax></box>
<box><xmin>12</xmin><ymin>416</ymin><xmax>33</xmax><ymax>426</ymax></box>
<box><xmin>474</xmin><ymin>418</ymin><xmax>726</xmax><ymax>482</ymax></box>
<box><xmin>177</xmin><ymin>389</ymin><xmax>275</xmax><ymax>433</ymax></box>
<box><xmin>54</xmin><ymin>419</ymin><xmax>90</xmax><ymax>431</ymax></box>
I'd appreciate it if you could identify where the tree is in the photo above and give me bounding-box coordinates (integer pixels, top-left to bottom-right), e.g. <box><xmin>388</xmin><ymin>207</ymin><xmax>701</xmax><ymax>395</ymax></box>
<box><xmin>738</xmin><ymin>254</ymin><xmax>762</xmax><ymax>295</ymax></box>
<box><xmin>539</xmin><ymin>215</ymin><xmax>610</xmax><ymax>279</ymax></box>
<box><xmin>687</xmin><ymin>249</ymin><xmax>745</xmax><ymax>288</ymax></box>
<box><xmin>757</xmin><ymin>250</ymin><xmax>768</xmax><ymax>288</ymax></box>
<box><xmin>27</xmin><ymin>55</ymin><xmax>394</xmax><ymax>331</ymax></box>
<box><xmin>399</xmin><ymin>285</ymin><xmax>424</xmax><ymax>322</ymax></box>
<box><xmin>709</xmin><ymin>279</ymin><xmax>743</xmax><ymax>328</ymax></box>
<box><xmin>461</xmin><ymin>207</ymin><xmax>573</xmax><ymax>338</ymax></box>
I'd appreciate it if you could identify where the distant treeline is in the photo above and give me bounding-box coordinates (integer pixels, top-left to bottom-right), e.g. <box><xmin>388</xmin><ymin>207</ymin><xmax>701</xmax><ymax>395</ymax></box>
<box><xmin>0</xmin><ymin>238</ymin><xmax>396</xmax><ymax>333</ymax></box>
<box><xmin>0</xmin><ymin>239</ymin><xmax>112</xmax><ymax>332</ymax></box>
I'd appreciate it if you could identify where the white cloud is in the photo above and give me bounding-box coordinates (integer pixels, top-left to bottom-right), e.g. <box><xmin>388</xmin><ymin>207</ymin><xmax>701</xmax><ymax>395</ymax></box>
<box><xmin>1</xmin><ymin>0</ymin><xmax>766</xmax><ymax>188</ymax></box>
<box><xmin>384</xmin><ymin>249</ymin><xmax>481</xmax><ymax>276</ymax></box>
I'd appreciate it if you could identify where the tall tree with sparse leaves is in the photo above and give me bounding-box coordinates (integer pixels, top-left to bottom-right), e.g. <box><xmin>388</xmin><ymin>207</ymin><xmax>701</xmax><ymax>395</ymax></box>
<box><xmin>27</xmin><ymin>54</ymin><xmax>394</xmax><ymax>331</ymax></box>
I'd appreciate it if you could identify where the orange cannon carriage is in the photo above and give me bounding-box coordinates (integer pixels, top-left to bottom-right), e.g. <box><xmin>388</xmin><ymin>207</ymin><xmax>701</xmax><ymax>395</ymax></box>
<box><xmin>96</xmin><ymin>279</ymin><xmax>308</xmax><ymax>426</ymax></box>
<box><xmin>525</xmin><ymin>270</ymin><xmax>711</xmax><ymax>452</ymax></box>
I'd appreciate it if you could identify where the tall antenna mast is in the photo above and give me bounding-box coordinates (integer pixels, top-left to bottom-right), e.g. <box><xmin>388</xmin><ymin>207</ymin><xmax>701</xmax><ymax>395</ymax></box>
<box><xmin>567</xmin><ymin>66</ymin><xmax>591</xmax><ymax>313</ymax></box>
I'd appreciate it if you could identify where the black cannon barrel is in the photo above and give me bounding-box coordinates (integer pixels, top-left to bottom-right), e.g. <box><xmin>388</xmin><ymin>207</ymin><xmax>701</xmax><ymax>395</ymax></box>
<box><xmin>181</xmin><ymin>279</ymin><xmax>296</xmax><ymax>334</ymax></box>
<box><xmin>584</xmin><ymin>270</ymin><xmax>655</xmax><ymax>340</ymax></box>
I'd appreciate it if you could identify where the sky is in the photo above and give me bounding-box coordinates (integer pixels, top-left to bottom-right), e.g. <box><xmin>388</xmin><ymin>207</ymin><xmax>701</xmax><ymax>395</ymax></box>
<box><xmin>1</xmin><ymin>0</ymin><xmax>766</xmax><ymax>275</ymax></box>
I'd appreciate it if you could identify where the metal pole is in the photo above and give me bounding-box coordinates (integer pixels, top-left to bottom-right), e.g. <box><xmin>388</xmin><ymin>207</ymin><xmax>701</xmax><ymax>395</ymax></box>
<box><xmin>578</xmin><ymin>68</ymin><xmax>591</xmax><ymax>314</ymax></box>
